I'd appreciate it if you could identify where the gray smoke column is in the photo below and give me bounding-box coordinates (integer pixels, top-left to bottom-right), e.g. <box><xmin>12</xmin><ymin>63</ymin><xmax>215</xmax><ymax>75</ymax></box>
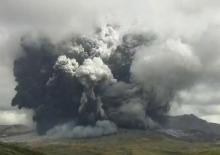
<box><xmin>131</xmin><ymin>39</ymin><xmax>201</xmax><ymax>115</ymax></box>
<box><xmin>12</xmin><ymin>24</ymin><xmax>201</xmax><ymax>137</ymax></box>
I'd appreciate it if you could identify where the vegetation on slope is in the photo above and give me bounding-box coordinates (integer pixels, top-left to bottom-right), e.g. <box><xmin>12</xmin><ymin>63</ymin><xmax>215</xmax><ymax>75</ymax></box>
<box><xmin>30</xmin><ymin>131</ymin><xmax>220</xmax><ymax>155</ymax></box>
<box><xmin>1</xmin><ymin>130</ymin><xmax>220</xmax><ymax>155</ymax></box>
<box><xmin>0</xmin><ymin>142</ymin><xmax>45</xmax><ymax>155</ymax></box>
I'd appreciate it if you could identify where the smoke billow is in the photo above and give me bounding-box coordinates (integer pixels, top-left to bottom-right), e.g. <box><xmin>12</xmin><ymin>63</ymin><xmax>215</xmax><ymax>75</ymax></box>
<box><xmin>12</xmin><ymin>24</ymin><xmax>202</xmax><ymax>137</ymax></box>
<box><xmin>47</xmin><ymin>120</ymin><xmax>117</xmax><ymax>138</ymax></box>
<box><xmin>3</xmin><ymin>0</ymin><xmax>220</xmax><ymax>137</ymax></box>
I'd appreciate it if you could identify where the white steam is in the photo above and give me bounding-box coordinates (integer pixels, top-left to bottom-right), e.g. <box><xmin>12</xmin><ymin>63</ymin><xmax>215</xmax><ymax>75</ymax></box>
<box><xmin>54</xmin><ymin>55</ymin><xmax>79</xmax><ymax>76</ymax></box>
<box><xmin>47</xmin><ymin>120</ymin><xmax>117</xmax><ymax>138</ymax></box>
<box><xmin>76</xmin><ymin>57</ymin><xmax>115</xmax><ymax>87</ymax></box>
<box><xmin>131</xmin><ymin>39</ymin><xmax>201</xmax><ymax>106</ymax></box>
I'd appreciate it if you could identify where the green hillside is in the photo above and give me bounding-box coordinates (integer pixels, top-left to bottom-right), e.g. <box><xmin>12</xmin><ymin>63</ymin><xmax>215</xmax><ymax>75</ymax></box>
<box><xmin>32</xmin><ymin>131</ymin><xmax>220</xmax><ymax>155</ymax></box>
<box><xmin>1</xmin><ymin>131</ymin><xmax>220</xmax><ymax>155</ymax></box>
<box><xmin>0</xmin><ymin>142</ymin><xmax>44</xmax><ymax>155</ymax></box>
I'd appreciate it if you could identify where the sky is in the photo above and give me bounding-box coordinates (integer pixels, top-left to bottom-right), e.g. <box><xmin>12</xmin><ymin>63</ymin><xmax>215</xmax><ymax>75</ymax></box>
<box><xmin>0</xmin><ymin>0</ymin><xmax>220</xmax><ymax>125</ymax></box>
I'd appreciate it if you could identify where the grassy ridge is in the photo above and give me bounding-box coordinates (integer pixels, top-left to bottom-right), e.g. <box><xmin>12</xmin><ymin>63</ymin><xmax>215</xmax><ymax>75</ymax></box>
<box><xmin>1</xmin><ymin>131</ymin><xmax>220</xmax><ymax>155</ymax></box>
<box><xmin>31</xmin><ymin>132</ymin><xmax>220</xmax><ymax>155</ymax></box>
<box><xmin>0</xmin><ymin>142</ymin><xmax>45</xmax><ymax>155</ymax></box>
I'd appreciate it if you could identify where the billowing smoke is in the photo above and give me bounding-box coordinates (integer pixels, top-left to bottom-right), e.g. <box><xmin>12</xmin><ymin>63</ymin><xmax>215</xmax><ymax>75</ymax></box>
<box><xmin>12</xmin><ymin>24</ymin><xmax>203</xmax><ymax>137</ymax></box>
<box><xmin>47</xmin><ymin>120</ymin><xmax>117</xmax><ymax>138</ymax></box>
<box><xmin>131</xmin><ymin>39</ymin><xmax>201</xmax><ymax>117</ymax></box>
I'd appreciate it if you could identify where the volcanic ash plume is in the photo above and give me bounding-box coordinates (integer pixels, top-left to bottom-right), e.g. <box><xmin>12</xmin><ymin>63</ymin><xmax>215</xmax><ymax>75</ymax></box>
<box><xmin>12</xmin><ymin>24</ymin><xmax>201</xmax><ymax>137</ymax></box>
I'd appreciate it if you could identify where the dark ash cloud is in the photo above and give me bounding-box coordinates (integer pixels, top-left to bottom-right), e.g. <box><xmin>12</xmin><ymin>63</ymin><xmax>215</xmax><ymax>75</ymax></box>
<box><xmin>1</xmin><ymin>0</ymin><xmax>220</xmax><ymax>136</ymax></box>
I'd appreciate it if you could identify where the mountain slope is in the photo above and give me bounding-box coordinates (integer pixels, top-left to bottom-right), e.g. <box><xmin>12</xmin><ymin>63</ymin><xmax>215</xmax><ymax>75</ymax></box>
<box><xmin>29</xmin><ymin>130</ymin><xmax>220</xmax><ymax>155</ymax></box>
<box><xmin>162</xmin><ymin>114</ymin><xmax>220</xmax><ymax>135</ymax></box>
<box><xmin>0</xmin><ymin>142</ymin><xmax>44</xmax><ymax>155</ymax></box>
<box><xmin>0</xmin><ymin>124</ymin><xmax>34</xmax><ymax>137</ymax></box>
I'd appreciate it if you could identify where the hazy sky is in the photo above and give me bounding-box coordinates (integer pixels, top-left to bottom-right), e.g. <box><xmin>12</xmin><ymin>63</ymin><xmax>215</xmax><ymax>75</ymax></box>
<box><xmin>1</xmin><ymin>0</ymin><xmax>220</xmax><ymax>125</ymax></box>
